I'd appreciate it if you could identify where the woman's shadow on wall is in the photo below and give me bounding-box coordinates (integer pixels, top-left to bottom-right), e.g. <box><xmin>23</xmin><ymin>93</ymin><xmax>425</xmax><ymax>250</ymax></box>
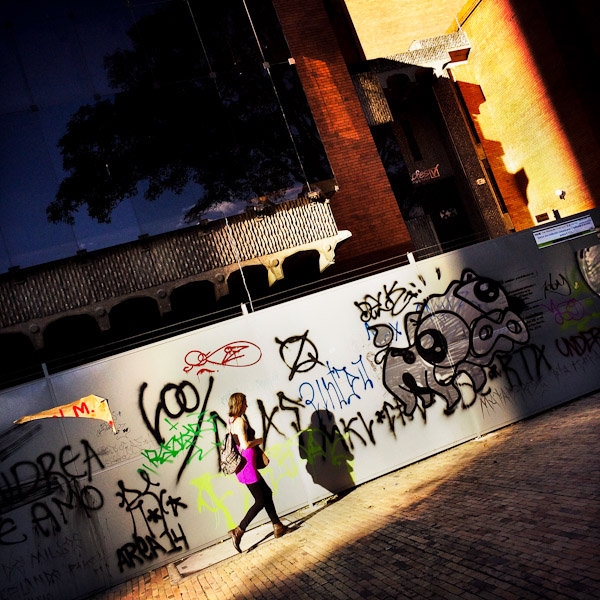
<box><xmin>298</xmin><ymin>409</ymin><xmax>355</xmax><ymax>495</ymax></box>
<box><xmin>246</xmin><ymin>410</ymin><xmax>354</xmax><ymax>552</ymax></box>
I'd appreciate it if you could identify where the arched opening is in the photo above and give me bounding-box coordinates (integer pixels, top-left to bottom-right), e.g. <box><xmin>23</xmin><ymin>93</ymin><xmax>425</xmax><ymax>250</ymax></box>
<box><xmin>0</xmin><ymin>333</ymin><xmax>41</xmax><ymax>386</ymax></box>
<box><xmin>44</xmin><ymin>314</ymin><xmax>103</xmax><ymax>358</ymax></box>
<box><xmin>169</xmin><ymin>280</ymin><xmax>217</xmax><ymax>322</ymax></box>
<box><xmin>224</xmin><ymin>265</ymin><xmax>271</xmax><ymax>307</ymax></box>
<box><xmin>275</xmin><ymin>250</ymin><xmax>322</xmax><ymax>293</ymax></box>
<box><xmin>109</xmin><ymin>297</ymin><xmax>162</xmax><ymax>339</ymax></box>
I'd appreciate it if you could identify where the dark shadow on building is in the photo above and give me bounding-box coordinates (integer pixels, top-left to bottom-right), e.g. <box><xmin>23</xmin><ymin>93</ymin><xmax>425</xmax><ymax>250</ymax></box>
<box><xmin>510</xmin><ymin>0</ymin><xmax>600</xmax><ymax>204</ymax></box>
<box><xmin>451</xmin><ymin>80</ymin><xmax>532</xmax><ymax>229</ymax></box>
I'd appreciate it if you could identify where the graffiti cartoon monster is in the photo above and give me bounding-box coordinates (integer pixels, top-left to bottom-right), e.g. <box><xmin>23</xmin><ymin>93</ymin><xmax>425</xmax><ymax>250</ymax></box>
<box><xmin>371</xmin><ymin>269</ymin><xmax>529</xmax><ymax>416</ymax></box>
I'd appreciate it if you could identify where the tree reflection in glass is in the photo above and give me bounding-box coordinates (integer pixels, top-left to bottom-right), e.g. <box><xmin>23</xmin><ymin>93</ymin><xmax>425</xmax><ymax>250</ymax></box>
<box><xmin>47</xmin><ymin>0</ymin><xmax>333</xmax><ymax>226</ymax></box>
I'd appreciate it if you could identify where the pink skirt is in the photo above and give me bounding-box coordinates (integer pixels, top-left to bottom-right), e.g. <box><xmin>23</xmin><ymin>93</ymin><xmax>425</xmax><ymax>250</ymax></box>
<box><xmin>235</xmin><ymin>446</ymin><xmax>259</xmax><ymax>484</ymax></box>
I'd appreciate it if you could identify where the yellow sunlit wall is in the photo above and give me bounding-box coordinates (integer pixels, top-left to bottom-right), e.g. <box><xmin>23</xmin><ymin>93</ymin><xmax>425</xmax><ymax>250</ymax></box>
<box><xmin>343</xmin><ymin>0</ymin><xmax>468</xmax><ymax>57</ymax></box>
<box><xmin>450</xmin><ymin>0</ymin><xmax>594</xmax><ymax>230</ymax></box>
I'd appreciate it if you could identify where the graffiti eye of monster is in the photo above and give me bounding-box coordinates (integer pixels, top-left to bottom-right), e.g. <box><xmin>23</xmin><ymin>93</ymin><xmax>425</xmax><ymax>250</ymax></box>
<box><xmin>369</xmin><ymin>269</ymin><xmax>529</xmax><ymax>416</ymax></box>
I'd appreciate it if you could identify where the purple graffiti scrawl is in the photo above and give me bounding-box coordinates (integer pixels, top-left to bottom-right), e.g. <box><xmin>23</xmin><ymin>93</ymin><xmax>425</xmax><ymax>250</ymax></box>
<box><xmin>371</xmin><ymin>269</ymin><xmax>529</xmax><ymax>416</ymax></box>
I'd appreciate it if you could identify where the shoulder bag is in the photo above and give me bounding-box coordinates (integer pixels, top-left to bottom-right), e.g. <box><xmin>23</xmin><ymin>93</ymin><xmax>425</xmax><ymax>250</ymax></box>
<box><xmin>256</xmin><ymin>447</ymin><xmax>270</xmax><ymax>469</ymax></box>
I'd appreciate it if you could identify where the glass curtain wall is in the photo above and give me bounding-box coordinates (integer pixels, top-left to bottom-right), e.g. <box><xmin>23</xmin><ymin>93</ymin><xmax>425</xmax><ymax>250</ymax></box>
<box><xmin>0</xmin><ymin>0</ymin><xmax>333</xmax><ymax>273</ymax></box>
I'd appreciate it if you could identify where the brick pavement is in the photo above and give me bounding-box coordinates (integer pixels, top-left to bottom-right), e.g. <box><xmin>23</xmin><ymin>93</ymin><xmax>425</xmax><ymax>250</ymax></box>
<box><xmin>88</xmin><ymin>392</ymin><xmax>600</xmax><ymax>600</ymax></box>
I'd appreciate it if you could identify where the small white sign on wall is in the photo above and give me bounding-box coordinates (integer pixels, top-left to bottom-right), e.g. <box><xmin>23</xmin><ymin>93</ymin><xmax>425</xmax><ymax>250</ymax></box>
<box><xmin>533</xmin><ymin>215</ymin><xmax>596</xmax><ymax>248</ymax></box>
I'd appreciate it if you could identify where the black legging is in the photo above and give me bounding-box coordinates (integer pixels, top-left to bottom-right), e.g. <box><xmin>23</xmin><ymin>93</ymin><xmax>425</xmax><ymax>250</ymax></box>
<box><xmin>239</xmin><ymin>476</ymin><xmax>281</xmax><ymax>531</ymax></box>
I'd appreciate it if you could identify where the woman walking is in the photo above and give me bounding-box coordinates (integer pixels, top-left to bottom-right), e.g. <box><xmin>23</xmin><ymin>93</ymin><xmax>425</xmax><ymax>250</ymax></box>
<box><xmin>227</xmin><ymin>392</ymin><xmax>291</xmax><ymax>552</ymax></box>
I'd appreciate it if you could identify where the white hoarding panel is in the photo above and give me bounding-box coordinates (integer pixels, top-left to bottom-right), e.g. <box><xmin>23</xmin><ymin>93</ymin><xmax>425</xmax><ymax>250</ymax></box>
<box><xmin>1</xmin><ymin>210</ymin><xmax>599</xmax><ymax>599</ymax></box>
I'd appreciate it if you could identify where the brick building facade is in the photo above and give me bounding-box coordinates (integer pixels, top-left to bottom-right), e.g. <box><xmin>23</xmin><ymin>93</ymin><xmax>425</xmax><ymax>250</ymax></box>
<box><xmin>339</xmin><ymin>0</ymin><xmax>599</xmax><ymax>229</ymax></box>
<box><xmin>4</xmin><ymin>0</ymin><xmax>594</xmax><ymax>386</ymax></box>
<box><xmin>273</xmin><ymin>0</ymin><xmax>413</xmax><ymax>268</ymax></box>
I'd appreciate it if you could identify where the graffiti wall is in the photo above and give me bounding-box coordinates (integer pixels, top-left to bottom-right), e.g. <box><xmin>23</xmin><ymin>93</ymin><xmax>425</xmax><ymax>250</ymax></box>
<box><xmin>2</xmin><ymin>210</ymin><xmax>600</xmax><ymax>600</ymax></box>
